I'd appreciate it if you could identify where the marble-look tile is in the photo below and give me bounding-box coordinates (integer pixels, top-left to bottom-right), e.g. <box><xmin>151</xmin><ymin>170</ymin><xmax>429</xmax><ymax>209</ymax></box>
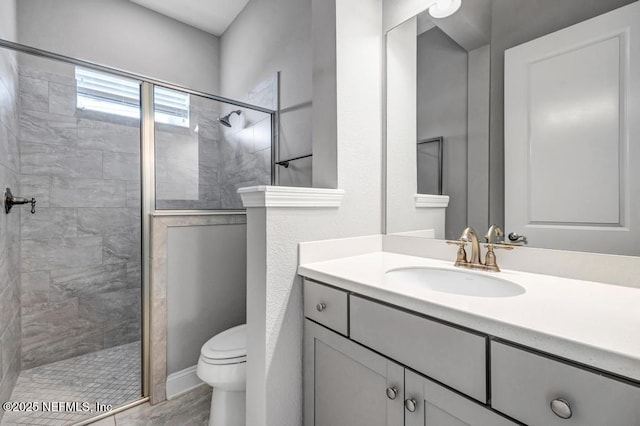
<box><xmin>21</xmin><ymin>236</ymin><xmax>103</xmax><ymax>272</ymax></box>
<box><xmin>114</xmin><ymin>383</ymin><xmax>210</xmax><ymax>425</ymax></box>
<box><xmin>0</xmin><ymin>313</ymin><xmax>20</xmax><ymax>379</ymax></box>
<box><xmin>103</xmin><ymin>151</ymin><xmax>140</xmax><ymax>181</ymax></box>
<box><xmin>18</xmin><ymin>62</ymin><xmax>76</xmax><ymax>87</ymax></box>
<box><xmin>20</xmin><ymin>271</ymin><xmax>50</xmax><ymax>306</ymax></box>
<box><xmin>19</xmin><ymin>75</ymin><xmax>49</xmax><ymax>113</ymax></box>
<box><xmin>20</xmin><ymin>141</ymin><xmax>102</xmax><ymax>178</ymax></box>
<box><xmin>253</xmin><ymin>116</ymin><xmax>273</xmax><ymax>151</ymax></box>
<box><xmin>49</xmin><ymin>263</ymin><xmax>128</xmax><ymax>301</ymax></box>
<box><xmin>0</xmin><ymin>353</ymin><xmax>20</xmax><ymax>420</ymax></box>
<box><xmin>50</xmin><ymin>177</ymin><xmax>126</xmax><ymax>208</ymax></box>
<box><xmin>0</xmin><ymin>84</ymin><xmax>16</xmax><ymax>132</ymax></box>
<box><xmin>19</xmin><ymin>175</ymin><xmax>51</xmax><ymax>207</ymax></box>
<box><xmin>20</xmin><ymin>207</ymin><xmax>77</xmax><ymax>240</ymax></box>
<box><xmin>104</xmin><ymin>320</ymin><xmax>141</xmax><ymax>348</ymax></box>
<box><xmin>126</xmin><ymin>181</ymin><xmax>141</xmax><ymax>208</ymax></box>
<box><xmin>48</xmin><ymin>81</ymin><xmax>77</xmax><ymax>117</ymax></box>
<box><xmin>77</xmin><ymin>119</ymin><xmax>140</xmax><ymax>154</ymax></box>
<box><xmin>21</xmin><ymin>298</ymin><xmax>79</xmax><ymax>341</ymax></box>
<box><xmin>199</xmin><ymin>183</ymin><xmax>222</xmax><ymax>203</ymax></box>
<box><xmin>78</xmin><ymin>288</ymin><xmax>140</xmax><ymax>325</ymax></box>
<box><xmin>21</xmin><ymin>298</ymin><xmax>103</xmax><ymax>369</ymax></box>
<box><xmin>19</xmin><ymin>110</ymin><xmax>77</xmax><ymax>145</ymax></box>
<box><xmin>0</xmin><ymin>281</ymin><xmax>20</xmax><ymax>337</ymax></box>
<box><xmin>221</xmin><ymin>127</ymin><xmax>254</xmax><ymax>163</ymax></box>
<box><xmin>21</xmin><ymin>323</ymin><xmax>103</xmax><ymax>369</ymax></box>
<box><xmin>149</xmin><ymin>293</ymin><xmax>167</xmax><ymax>404</ymax></box>
<box><xmin>126</xmin><ymin>262</ymin><xmax>141</xmax><ymax>289</ymax></box>
<box><xmin>103</xmin><ymin>230</ymin><xmax>141</xmax><ymax>264</ymax></box>
<box><xmin>0</xmin><ymin>115</ymin><xmax>20</xmax><ymax>173</ymax></box>
<box><xmin>77</xmin><ymin>207</ymin><xmax>139</xmax><ymax>236</ymax></box>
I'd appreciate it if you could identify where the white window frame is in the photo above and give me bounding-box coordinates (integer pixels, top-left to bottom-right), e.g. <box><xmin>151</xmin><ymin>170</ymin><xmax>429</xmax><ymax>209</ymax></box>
<box><xmin>75</xmin><ymin>67</ymin><xmax>190</xmax><ymax>127</ymax></box>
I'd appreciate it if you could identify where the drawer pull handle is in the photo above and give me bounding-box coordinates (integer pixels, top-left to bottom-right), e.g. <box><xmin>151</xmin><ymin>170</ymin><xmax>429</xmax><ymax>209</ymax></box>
<box><xmin>316</xmin><ymin>303</ymin><xmax>327</xmax><ymax>312</ymax></box>
<box><xmin>550</xmin><ymin>398</ymin><xmax>572</xmax><ymax>419</ymax></box>
<box><xmin>386</xmin><ymin>387</ymin><xmax>398</xmax><ymax>400</ymax></box>
<box><xmin>404</xmin><ymin>398</ymin><xmax>417</xmax><ymax>412</ymax></box>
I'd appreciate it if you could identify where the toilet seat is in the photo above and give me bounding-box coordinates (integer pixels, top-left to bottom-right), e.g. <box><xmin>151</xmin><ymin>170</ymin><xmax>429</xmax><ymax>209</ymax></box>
<box><xmin>200</xmin><ymin>324</ymin><xmax>246</xmax><ymax>365</ymax></box>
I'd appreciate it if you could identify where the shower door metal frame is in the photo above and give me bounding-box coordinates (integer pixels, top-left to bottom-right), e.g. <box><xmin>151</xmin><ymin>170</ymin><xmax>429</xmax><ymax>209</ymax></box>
<box><xmin>0</xmin><ymin>37</ymin><xmax>278</xmax><ymax>411</ymax></box>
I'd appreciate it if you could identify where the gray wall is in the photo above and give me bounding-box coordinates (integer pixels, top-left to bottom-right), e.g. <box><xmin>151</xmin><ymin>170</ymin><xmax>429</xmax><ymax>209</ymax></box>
<box><xmin>417</xmin><ymin>27</ymin><xmax>468</xmax><ymax>239</ymax></box>
<box><xmin>16</xmin><ymin>0</ymin><xmax>220</xmax><ymax>94</ymax></box>
<box><xmin>220</xmin><ymin>0</ymin><xmax>312</xmax><ymax>187</ymax></box>
<box><xmin>488</xmin><ymin>0</ymin><xmax>637</xmax><ymax>228</ymax></box>
<box><xmin>0</xmin><ymin>0</ymin><xmax>22</xmax><ymax>413</ymax></box>
<box><xmin>18</xmin><ymin>56</ymin><xmax>141</xmax><ymax>369</ymax></box>
<box><xmin>167</xmin><ymin>224</ymin><xmax>247</xmax><ymax>374</ymax></box>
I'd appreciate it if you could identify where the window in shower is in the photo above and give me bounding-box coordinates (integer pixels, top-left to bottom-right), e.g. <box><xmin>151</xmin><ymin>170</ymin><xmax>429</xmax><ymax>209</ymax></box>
<box><xmin>154</xmin><ymin>87</ymin><xmax>273</xmax><ymax>210</ymax></box>
<box><xmin>76</xmin><ymin>67</ymin><xmax>190</xmax><ymax>127</ymax></box>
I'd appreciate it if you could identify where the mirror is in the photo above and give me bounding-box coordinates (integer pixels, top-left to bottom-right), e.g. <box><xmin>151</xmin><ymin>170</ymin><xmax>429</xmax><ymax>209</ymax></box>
<box><xmin>385</xmin><ymin>0</ymin><xmax>639</xmax><ymax>255</ymax></box>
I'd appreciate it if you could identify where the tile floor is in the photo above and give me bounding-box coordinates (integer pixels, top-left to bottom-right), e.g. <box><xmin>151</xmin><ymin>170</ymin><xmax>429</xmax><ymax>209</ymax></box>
<box><xmin>89</xmin><ymin>385</ymin><xmax>211</xmax><ymax>426</ymax></box>
<box><xmin>2</xmin><ymin>342</ymin><xmax>141</xmax><ymax>426</ymax></box>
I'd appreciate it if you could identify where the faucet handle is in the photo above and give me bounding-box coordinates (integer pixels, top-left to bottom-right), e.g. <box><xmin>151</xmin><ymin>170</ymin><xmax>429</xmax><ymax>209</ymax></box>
<box><xmin>483</xmin><ymin>243</ymin><xmax>514</xmax><ymax>272</ymax></box>
<box><xmin>446</xmin><ymin>240</ymin><xmax>468</xmax><ymax>266</ymax></box>
<box><xmin>484</xmin><ymin>224</ymin><xmax>504</xmax><ymax>244</ymax></box>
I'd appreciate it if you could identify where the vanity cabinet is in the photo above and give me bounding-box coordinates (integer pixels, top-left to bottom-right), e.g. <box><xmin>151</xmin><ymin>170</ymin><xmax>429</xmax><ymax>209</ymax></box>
<box><xmin>304</xmin><ymin>320</ymin><xmax>515</xmax><ymax>426</ymax></box>
<box><xmin>302</xmin><ymin>278</ymin><xmax>640</xmax><ymax>426</ymax></box>
<box><xmin>404</xmin><ymin>370</ymin><xmax>516</xmax><ymax>426</ymax></box>
<box><xmin>304</xmin><ymin>320</ymin><xmax>404</xmax><ymax>426</ymax></box>
<box><xmin>491</xmin><ymin>341</ymin><xmax>640</xmax><ymax>426</ymax></box>
<box><xmin>350</xmin><ymin>295</ymin><xmax>487</xmax><ymax>402</ymax></box>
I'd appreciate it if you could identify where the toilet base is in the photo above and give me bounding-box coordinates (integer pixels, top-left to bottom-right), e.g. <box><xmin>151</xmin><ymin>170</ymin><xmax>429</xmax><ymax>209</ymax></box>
<box><xmin>209</xmin><ymin>388</ymin><xmax>245</xmax><ymax>426</ymax></box>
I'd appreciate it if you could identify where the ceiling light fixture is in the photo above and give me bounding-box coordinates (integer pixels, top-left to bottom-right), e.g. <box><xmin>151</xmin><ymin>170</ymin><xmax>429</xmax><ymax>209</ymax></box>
<box><xmin>428</xmin><ymin>0</ymin><xmax>462</xmax><ymax>18</ymax></box>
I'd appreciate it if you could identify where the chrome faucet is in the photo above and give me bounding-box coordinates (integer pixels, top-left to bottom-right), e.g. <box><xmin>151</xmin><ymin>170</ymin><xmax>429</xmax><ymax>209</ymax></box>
<box><xmin>447</xmin><ymin>225</ymin><xmax>514</xmax><ymax>272</ymax></box>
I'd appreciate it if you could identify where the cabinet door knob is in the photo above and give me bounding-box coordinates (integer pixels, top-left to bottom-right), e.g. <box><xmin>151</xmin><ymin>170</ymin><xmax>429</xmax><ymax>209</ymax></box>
<box><xmin>386</xmin><ymin>387</ymin><xmax>398</xmax><ymax>400</ymax></box>
<box><xmin>316</xmin><ymin>303</ymin><xmax>326</xmax><ymax>312</ymax></box>
<box><xmin>550</xmin><ymin>398</ymin><xmax>572</xmax><ymax>419</ymax></box>
<box><xmin>404</xmin><ymin>398</ymin><xmax>417</xmax><ymax>412</ymax></box>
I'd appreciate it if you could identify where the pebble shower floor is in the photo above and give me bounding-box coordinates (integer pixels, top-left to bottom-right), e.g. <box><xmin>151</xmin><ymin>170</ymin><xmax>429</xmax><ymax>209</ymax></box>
<box><xmin>1</xmin><ymin>342</ymin><xmax>141</xmax><ymax>425</ymax></box>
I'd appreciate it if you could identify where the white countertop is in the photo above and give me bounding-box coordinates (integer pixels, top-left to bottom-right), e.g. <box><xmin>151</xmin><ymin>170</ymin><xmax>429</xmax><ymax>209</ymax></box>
<box><xmin>298</xmin><ymin>252</ymin><xmax>640</xmax><ymax>382</ymax></box>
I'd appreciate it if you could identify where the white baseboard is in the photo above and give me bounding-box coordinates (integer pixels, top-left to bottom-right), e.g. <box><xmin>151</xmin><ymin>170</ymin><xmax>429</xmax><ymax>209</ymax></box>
<box><xmin>166</xmin><ymin>365</ymin><xmax>205</xmax><ymax>400</ymax></box>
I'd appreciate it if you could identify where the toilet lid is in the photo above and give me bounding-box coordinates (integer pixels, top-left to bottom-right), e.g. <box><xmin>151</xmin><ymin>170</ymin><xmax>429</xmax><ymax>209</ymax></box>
<box><xmin>201</xmin><ymin>324</ymin><xmax>247</xmax><ymax>360</ymax></box>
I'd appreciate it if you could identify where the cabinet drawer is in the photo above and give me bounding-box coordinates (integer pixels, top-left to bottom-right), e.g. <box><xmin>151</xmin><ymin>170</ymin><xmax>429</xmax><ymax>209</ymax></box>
<box><xmin>350</xmin><ymin>296</ymin><xmax>487</xmax><ymax>402</ymax></box>
<box><xmin>303</xmin><ymin>279</ymin><xmax>349</xmax><ymax>335</ymax></box>
<box><xmin>491</xmin><ymin>341</ymin><xmax>640</xmax><ymax>426</ymax></box>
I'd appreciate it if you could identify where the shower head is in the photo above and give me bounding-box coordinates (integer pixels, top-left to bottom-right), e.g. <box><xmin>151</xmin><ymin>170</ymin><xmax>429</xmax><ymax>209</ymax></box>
<box><xmin>218</xmin><ymin>110</ymin><xmax>242</xmax><ymax>127</ymax></box>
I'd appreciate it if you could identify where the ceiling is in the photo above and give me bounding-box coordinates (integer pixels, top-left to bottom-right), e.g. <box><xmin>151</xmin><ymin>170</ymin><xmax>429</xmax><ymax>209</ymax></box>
<box><xmin>129</xmin><ymin>0</ymin><xmax>250</xmax><ymax>36</ymax></box>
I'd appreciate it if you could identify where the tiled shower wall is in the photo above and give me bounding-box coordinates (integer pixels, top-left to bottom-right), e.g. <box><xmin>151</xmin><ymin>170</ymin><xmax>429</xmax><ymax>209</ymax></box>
<box><xmin>0</xmin><ymin>47</ymin><xmax>22</xmax><ymax>407</ymax></box>
<box><xmin>17</xmin><ymin>56</ymin><xmax>141</xmax><ymax>369</ymax></box>
<box><xmin>218</xmin><ymin>76</ymin><xmax>275</xmax><ymax>209</ymax></box>
<box><xmin>155</xmin><ymin>90</ymin><xmax>272</xmax><ymax>211</ymax></box>
<box><xmin>155</xmin><ymin>96</ymin><xmax>225</xmax><ymax>210</ymax></box>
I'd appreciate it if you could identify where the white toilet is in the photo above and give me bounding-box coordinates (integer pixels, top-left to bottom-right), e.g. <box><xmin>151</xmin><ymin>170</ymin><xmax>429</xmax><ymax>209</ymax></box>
<box><xmin>197</xmin><ymin>324</ymin><xmax>247</xmax><ymax>426</ymax></box>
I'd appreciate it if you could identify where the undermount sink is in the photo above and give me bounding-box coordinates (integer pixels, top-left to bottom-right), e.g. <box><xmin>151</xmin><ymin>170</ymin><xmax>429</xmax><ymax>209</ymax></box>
<box><xmin>385</xmin><ymin>267</ymin><xmax>525</xmax><ymax>297</ymax></box>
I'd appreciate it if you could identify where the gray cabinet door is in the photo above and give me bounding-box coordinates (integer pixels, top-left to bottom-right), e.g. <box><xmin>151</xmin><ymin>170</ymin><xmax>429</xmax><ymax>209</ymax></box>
<box><xmin>304</xmin><ymin>320</ymin><xmax>404</xmax><ymax>426</ymax></box>
<box><xmin>404</xmin><ymin>370</ymin><xmax>518</xmax><ymax>426</ymax></box>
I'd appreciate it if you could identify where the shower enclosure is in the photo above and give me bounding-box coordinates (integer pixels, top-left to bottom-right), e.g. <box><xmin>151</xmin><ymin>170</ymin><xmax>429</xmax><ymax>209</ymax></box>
<box><xmin>0</xmin><ymin>39</ymin><xmax>274</xmax><ymax>425</ymax></box>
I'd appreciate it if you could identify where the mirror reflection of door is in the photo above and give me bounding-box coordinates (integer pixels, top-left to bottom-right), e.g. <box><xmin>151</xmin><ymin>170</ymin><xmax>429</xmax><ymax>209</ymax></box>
<box><xmin>417</xmin><ymin>137</ymin><xmax>443</xmax><ymax>195</ymax></box>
